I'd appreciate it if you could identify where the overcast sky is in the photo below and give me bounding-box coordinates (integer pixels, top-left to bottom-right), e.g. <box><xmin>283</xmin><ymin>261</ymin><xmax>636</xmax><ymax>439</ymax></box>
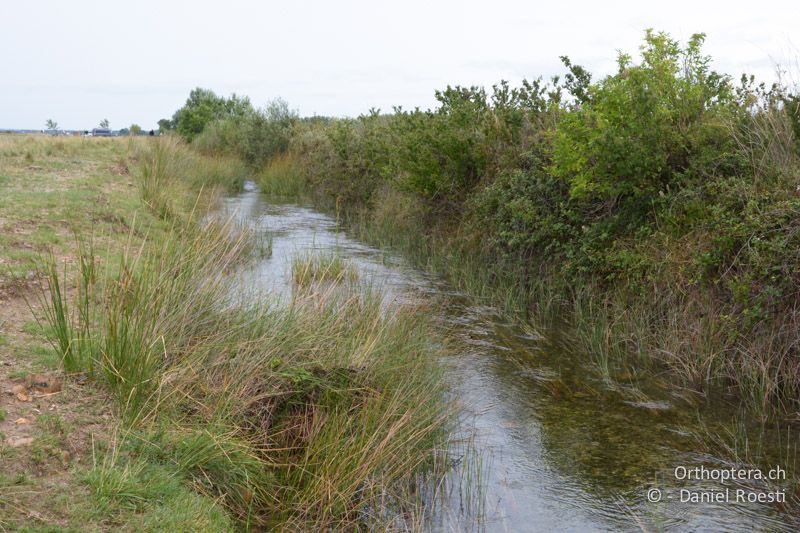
<box><xmin>1</xmin><ymin>0</ymin><xmax>798</xmax><ymax>130</ymax></box>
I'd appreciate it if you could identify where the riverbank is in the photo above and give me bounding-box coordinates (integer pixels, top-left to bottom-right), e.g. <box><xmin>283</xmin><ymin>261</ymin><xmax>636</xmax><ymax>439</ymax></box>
<box><xmin>218</xmin><ymin>185</ymin><xmax>800</xmax><ymax>530</ymax></box>
<box><xmin>0</xmin><ymin>135</ymin><xmax>450</xmax><ymax>530</ymax></box>
<box><xmin>234</xmin><ymin>32</ymin><xmax>800</xmax><ymax>420</ymax></box>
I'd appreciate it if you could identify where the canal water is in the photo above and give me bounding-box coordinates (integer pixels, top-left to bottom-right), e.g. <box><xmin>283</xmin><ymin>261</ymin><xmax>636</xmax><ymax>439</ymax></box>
<box><xmin>223</xmin><ymin>182</ymin><xmax>799</xmax><ymax>532</ymax></box>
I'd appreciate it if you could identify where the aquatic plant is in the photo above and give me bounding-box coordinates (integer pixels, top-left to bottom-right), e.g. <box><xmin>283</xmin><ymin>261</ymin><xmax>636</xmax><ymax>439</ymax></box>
<box><xmin>291</xmin><ymin>250</ymin><xmax>359</xmax><ymax>287</ymax></box>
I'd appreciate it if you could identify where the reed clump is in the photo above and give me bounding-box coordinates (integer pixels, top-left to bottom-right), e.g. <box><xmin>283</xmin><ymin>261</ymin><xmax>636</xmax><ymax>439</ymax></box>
<box><xmin>291</xmin><ymin>250</ymin><xmax>359</xmax><ymax>287</ymax></box>
<box><xmin>135</xmin><ymin>135</ymin><xmax>248</xmax><ymax>220</ymax></box>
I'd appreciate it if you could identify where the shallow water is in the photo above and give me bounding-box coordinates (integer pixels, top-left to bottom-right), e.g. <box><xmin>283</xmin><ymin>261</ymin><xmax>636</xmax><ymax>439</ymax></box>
<box><xmin>224</xmin><ymin>182</ymin><xmax>799</xmax><ymax>532</ymax></box>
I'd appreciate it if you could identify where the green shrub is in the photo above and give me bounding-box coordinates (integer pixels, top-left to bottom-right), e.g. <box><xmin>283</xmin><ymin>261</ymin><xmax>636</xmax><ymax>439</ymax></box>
<box><xmin>193</xmin><ymin>117</ymin><xmax>243</xmax><ymax>157</ymax></box>
<box><xmin>551</xmin><ymin>31</ymin><xmax>733</xmax><ymax>201</ymax></box>
<box><xmin>169</xmin><ymin>88</ymin><xmax>253</xmax><ymax>142</ymax></box>
<box><xmin>237</xmin><ymin>98</ymin><xmax>297</xmax><ymax>166</ymax></box>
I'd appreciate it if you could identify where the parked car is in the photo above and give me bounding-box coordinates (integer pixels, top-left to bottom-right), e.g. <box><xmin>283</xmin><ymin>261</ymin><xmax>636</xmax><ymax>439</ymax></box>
<box><xmin>91</xmin><ymin>128</ymin><xmax>112</xmax><ymax>137</ymax></box>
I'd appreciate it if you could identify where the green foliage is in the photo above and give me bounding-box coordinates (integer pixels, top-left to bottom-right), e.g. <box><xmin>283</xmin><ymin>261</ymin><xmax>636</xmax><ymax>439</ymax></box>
<box><xmin>169</xmin><ymin>88</ymin><xmax>254</xmax><ymax>142</ymax></box>
<box><xmin>785</xmin><ymin>92</ymin><xmax>800</xmax><ymax>148</ymax></box>
<box><xmin>192</xmin><ymin>98</ymin><xmax>299</xmax><ymax>168</ymax></box>
<box><xmin>392</xmin><ymin>87</ymin><xmax>492</xmax><ymax>202</ymax></box>
<box><xmin>192</xmin><ymin>117</ymin><xmax>242</xmax><ymax>157</ymax></box>
<box><xmin>471</xmin><ymin>165</ymin><xmax>574</xmax><ymax>261</ymax></box>
<box><xmin>552</xmin><ymin>31</ymin><xmax>733</xmax><ymax>200</ymax></box>
<box><xmin>157</xmin><ymin>118</ymin><xmax>173</xmax><ymax>133</ymax></box>
<box><xmin>390</xmin><ymin>81</ymin><xmax>552</xmax><ymax>208</ymax></box>
<box><xmin>237</xmin><ymin>98</ymin><xmax>297</xmax><ymax>166</ymax></box>
<box><xmin>242</xmin><ymin>30</ymin><xmax>800</xmax><ymax>414</ymax></box>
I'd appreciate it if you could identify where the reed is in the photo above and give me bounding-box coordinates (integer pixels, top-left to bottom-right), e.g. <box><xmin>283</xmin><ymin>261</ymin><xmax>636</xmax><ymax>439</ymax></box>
<box><xmin>291</xmin><ymin>250</ymin><xmax>359</xmax><ymax>287</ymax></box>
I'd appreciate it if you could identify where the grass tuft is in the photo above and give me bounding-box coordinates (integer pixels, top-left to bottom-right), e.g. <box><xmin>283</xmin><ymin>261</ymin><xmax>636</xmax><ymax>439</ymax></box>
<box><xmin>291</xmin><ymin>250</ymin><xmax>359</xmax><ymax>287</ymax></box>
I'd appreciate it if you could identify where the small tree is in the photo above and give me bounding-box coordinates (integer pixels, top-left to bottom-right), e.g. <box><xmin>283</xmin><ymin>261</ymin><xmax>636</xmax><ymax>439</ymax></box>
<box><xmin>238</xmin><ymin>98</ymin><xmax>298</xmax><ymax>165</ymax></box>
<box><xmin>129</xmin><ymin>124</ymin><xmax>142</xmax><ymax>135</ymax></box>
<box><xmin>171</xmin><ymin>88</ymin><xmax>254</xmax><ymax>141</ymax></box>
<box><xmin>99</xmin><ymin>119</ymin><xmax>110</xmax><ymax>129</ymax></box>
<box><xmin>45</xmin><ymin>119</ymin><xmax>58</xmax><ymax>131</ymax></box>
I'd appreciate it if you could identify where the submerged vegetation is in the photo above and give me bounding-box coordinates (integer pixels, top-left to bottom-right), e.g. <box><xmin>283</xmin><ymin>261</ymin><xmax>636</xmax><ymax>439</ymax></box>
<box><xmin>184</xmin><ymin>30</ymin><xmax>800</xmax><ymax>417</ymax></box>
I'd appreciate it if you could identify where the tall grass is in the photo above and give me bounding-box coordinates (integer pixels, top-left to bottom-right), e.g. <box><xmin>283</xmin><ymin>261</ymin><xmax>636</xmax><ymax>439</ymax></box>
<box><xmin>135</xmin><ymin>136</ymin><xmax>249</xmax><ymax>220</ymax></box>
<box><xmin>36</xmin><ymin>140</ymin><xmax>451</xmax><ymax>528</ymax></box>
<box><xmin>34</xmin><ymin>238</ymin><xmax>97</xmax><ymax>374</ymax></box>
<box><xmin>257</xmin><ymin>152</ymin><xmax>304</xmax><ymax>196</ymax></box>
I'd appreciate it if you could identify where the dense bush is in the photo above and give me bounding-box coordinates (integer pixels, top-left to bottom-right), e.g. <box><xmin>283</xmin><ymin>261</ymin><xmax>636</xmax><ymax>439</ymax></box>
<box><xmin>552</xmin><ymin>32</ymin><xmax>734</xmax><ymax>201</ymax></box>
<box><xmin>236</xmin><ymin>98</ymin><xmax>297</xmax><ymax>166</ymax></box>
<box><xmin>278</xmin><ymin>33</ymin><xmax>799</xmax><ymax>305</ymax></box>
<box><xmin>189</xmin><ymin>97</ymin><xmax>298</xmax><ymax>167</ymax></box>
<box><xmin>165</xmin><ymin>31</ymin><xmax>800</xmax><ymax>412</ymax></box>
<box><xmin>166</xmin><ymin>88</ymin><xmax>254</xmax><ymax>142</ymax></box>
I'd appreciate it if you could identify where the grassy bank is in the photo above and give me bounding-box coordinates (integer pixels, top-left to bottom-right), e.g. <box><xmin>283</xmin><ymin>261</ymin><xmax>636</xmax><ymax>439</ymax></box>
<box><xmin>195</xmin><ymin>31</ymin><xmax>800</xmax><ymax>418</ymax></box>
<box><xmin>0</xmin><ymin>135</ymin><xmax>449</xmax><ymax>530</ymax></box>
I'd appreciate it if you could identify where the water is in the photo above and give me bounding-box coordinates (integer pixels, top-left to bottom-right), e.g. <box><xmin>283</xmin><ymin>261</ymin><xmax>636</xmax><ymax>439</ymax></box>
<box><xmin>223</xmin><ymin>182</ymin><xmax>799</xmax><ymax>532</ymax></box>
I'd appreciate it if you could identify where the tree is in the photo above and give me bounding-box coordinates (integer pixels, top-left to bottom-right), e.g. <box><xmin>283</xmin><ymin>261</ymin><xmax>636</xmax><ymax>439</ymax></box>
<box><xmin>157</xmin><ymin>119</ymin><xmax>173</xmax><ymax>133</ymax></box>
<box><xmin>170</xmin><ymin>88</ymin><xmax>254</xmax><ymax>141</ymax></box>
<box><xmin>99</xmin><ymin>119</ymin><xmax>110</xmax><ymax>129</ymax></box>
<box><xmin>45</xmin><ymin>119</ymin><xmax>58</xmax><ymax>131</ymax></box>
<box><xmin>129</xmin><ymin>124</ymin><xmax>142</xmax><ymax>135</ymax></box>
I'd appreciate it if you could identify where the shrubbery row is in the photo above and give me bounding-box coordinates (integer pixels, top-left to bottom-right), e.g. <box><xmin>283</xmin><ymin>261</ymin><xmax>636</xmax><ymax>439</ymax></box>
<box><xmin>171</xmin><ymin>31</ymin><xmax>800</xmax><ymax>414</ymax></box>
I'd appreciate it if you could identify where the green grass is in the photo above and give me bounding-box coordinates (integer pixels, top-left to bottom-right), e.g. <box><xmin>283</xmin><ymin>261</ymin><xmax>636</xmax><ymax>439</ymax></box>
<box><xmin>136</xmin><ymin>135</ymin><xmax>248</xmax><ymax>221</ymax></box>
<box><xmin>39</xmin><ymin>228</ymin><xmax>448</xmax><ymax>527</ymax></box>
<box><xmin>83</xmin><ymin>443</ymin><xmax>235</xmax><ymax>531</ymax></box>
<box><xmin>0</xmin><ymin>135</ymin><xmax>154</xmax><ymax>279</ymax></box>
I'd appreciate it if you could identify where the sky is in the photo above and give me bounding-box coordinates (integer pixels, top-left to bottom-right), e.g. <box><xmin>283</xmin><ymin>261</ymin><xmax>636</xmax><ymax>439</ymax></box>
<box><xmin>1</xmin><ymin>0</ymin><xmax>798</xmax><ymax>130</ymax></box>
